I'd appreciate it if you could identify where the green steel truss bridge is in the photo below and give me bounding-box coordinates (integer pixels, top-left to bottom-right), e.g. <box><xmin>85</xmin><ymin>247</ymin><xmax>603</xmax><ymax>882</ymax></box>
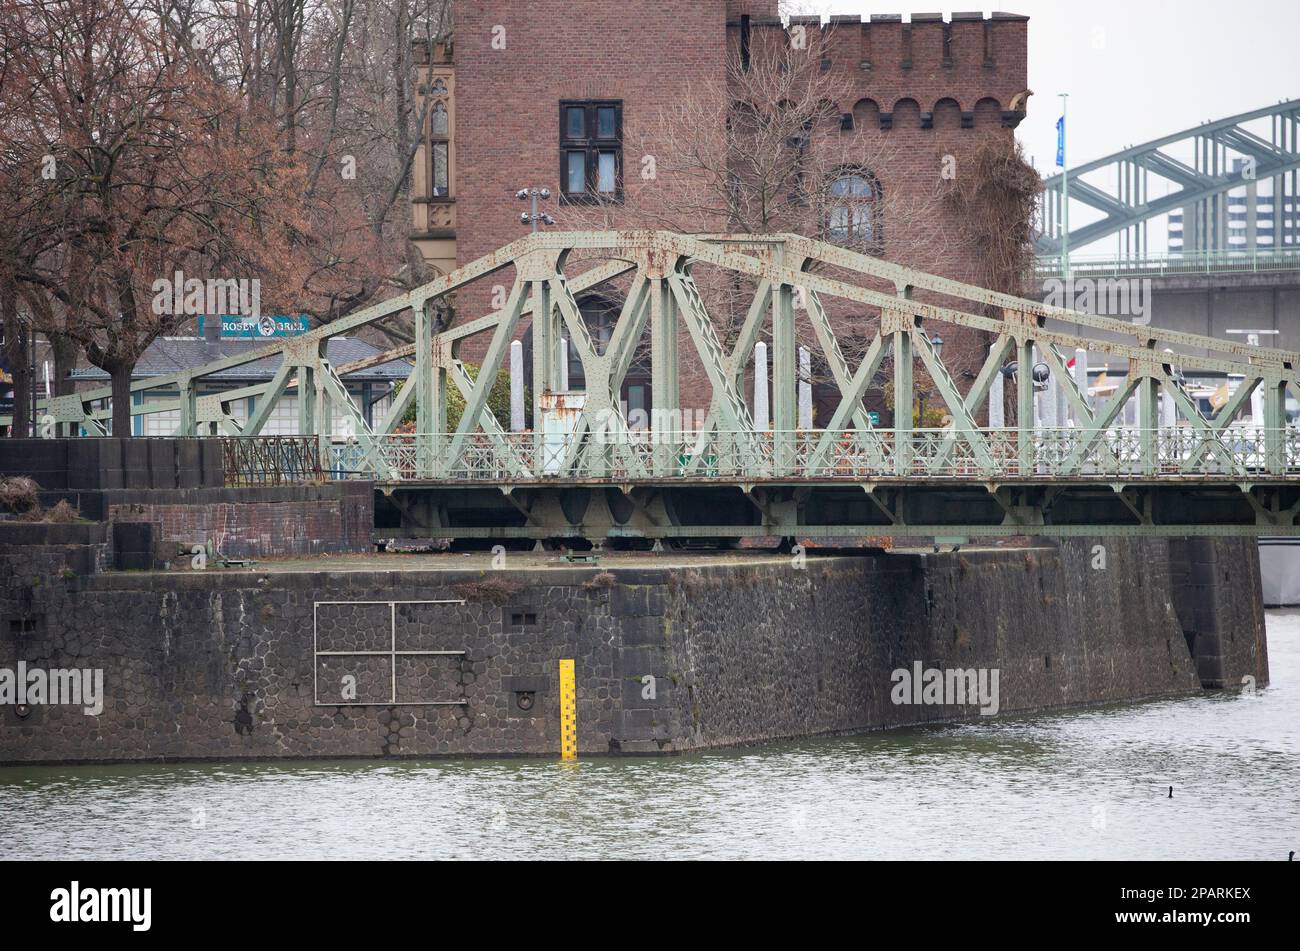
<box><xmin>1038</xmin><ymin>98</ymin><xmax>1300</xmax><ymax>257</ymax></box>
<box><xmin>30</xmin><ymin>231</ymin><xmax>1300</xmax><ymax>541</ymax></box>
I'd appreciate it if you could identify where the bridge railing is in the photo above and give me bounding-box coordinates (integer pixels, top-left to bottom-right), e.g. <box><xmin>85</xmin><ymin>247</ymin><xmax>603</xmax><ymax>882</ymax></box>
<box><xmin>1034</xmin><ymin>249</ymin><xmax>1300</xmax><ymax>280</ymax></box>
<box><xmin>313</xmin><ymin>427</ymin><xmax>1300</xmax><ymax>484</ymax></box>
<box><xmin>223</xmin><ymin>436</ymin><xmax>323</xmax><ymax>486</ymax></box>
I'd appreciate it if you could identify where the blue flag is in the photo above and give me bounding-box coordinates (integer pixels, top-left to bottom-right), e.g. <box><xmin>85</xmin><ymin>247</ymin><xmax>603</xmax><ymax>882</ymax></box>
<box><xmin>1055</xmin><ymin>116</ymin><xmax>1065</xmax><ymax>167</ymax></box>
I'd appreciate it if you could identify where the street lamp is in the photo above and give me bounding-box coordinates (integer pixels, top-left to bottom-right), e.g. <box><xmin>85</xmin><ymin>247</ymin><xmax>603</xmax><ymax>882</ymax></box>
<box><xmin>918</xmin><ymin>334</ymin><xmax>944</xmax><ymax>427</ymax></box>
<box><xmin>517</xmin><ymin>187</ymin><xmax>555</xmax><ymax>232</ymax></box>
<box><xmin>997</xmin><ymin>361</ymin><xmax>1052</xmax><ymax>429</ymax></box>
<box><xmin>1058</xmin><ymin>92</ymin><xmax>1071</xmax><ymax>281</ymax></box>
<box><xmin>8</xmin><ymin>311</ymin><xmax>39</xmax><ymax>438</ymax></box>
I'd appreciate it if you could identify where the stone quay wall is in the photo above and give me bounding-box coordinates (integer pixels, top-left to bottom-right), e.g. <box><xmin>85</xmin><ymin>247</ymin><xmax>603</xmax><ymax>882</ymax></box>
<box><xmin>0</xmin><ymin>539</ymin><xmax>1266</xmax><ymax>762</ymax></box>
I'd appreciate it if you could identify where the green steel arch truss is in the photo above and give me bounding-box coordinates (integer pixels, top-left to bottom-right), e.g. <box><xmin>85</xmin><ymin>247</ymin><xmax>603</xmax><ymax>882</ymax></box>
<box><xmin>1038</xmin><ymin>98</ymin><xmax>1300</xmax><ymax>257</ymax></box>
<box><xmin>28</xmin><ymin>230</ymin><xmax>1300</xmax><ymax>538</ymax></box>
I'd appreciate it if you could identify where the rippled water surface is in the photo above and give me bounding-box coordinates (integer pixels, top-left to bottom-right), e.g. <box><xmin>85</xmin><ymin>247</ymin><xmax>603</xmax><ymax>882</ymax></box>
<box><xmin>3</xmin><ymin>613</ymin><xmax>1297</xmax><ymax>860</ymax></box>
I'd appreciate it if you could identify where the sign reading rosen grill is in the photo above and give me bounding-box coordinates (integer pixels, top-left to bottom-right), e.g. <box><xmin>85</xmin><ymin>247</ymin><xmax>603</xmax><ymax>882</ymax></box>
<box><xmin>197</xmin><ymin>314</ymin><xmax>310</xmax><ymax>339</ymax></box>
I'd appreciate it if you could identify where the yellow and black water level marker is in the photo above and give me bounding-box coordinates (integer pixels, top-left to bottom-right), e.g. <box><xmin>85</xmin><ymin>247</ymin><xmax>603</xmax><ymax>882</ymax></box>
<box><xmin>559</xmin><ymin>659</ymin><xmax>577</xmax><ymax>761</ymax></box>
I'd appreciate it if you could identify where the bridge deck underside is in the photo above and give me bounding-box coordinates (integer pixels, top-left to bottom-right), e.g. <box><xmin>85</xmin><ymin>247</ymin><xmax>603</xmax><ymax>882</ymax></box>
<box><xmin>375</xmin><ymin>481</ymin><xmax>1300</xmax><ymax>541</ymax></box>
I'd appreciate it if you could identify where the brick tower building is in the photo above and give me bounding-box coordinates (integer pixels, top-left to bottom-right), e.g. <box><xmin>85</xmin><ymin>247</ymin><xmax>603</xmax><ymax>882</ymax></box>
<box><xmin>409</xmin><ymin>1</ymin><xmax>1030</xmax><ymax>421</ymax></box>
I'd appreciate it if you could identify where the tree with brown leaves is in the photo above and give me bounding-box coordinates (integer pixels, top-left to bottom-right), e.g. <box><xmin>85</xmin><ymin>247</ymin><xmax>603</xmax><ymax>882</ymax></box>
<box><xmin>1</xmin><ymin>0</ymin><xmax>308</xmax><ymax>435</ymax></box>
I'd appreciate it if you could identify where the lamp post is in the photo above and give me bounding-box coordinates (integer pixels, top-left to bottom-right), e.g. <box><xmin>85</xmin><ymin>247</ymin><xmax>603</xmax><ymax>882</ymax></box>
<box><xmin>10</xmin><ymin>311</ymin><xmax>39</xmax><ymax>438</ymax></box>
<box><xmin>1059</xmin><ymin>93</ymin><xmax>1071</xmax><ymax>281</ymax></box>
<box><xmin>999</xmin><ymin>360</ymin><xmax>1050</xmax><ymax>427</ymax></box>
<box><xmin>516</xmin><ymin>187</ymin><xmax>555</xmax><ymax>232</ymax></box>
<box><xmin>918</xmin><ymin>334</ymin><xmax>943</xmax><ymax>428</ymax></box>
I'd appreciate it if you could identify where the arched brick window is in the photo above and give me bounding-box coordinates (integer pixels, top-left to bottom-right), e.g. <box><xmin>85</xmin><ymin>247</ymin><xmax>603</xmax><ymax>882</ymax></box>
<box><xmin>851</xmin><ymin>98</ymin><xmax>881</xmax><ymax>131</ymax></box>
<box><xmin>826</xmin><ymin>169</ymin><xmax>882</xmax><ymax>246</ymax></box>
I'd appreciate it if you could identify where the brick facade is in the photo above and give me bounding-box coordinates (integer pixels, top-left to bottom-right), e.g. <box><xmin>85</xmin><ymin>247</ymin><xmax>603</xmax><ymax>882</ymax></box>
<box><xmin>411</xmin><ymin>2</ymin><xmax>1030</xmax><ymax>418</ymax></box>
<box><xmin>106</xmin><ymin>484</ymin><xmax>375</xmax><ymax>561</ymax></box>
<box><xmin>790</xmin><ymin>12</ymin><xmax>1030</xmax><ymax>400</ymax></box>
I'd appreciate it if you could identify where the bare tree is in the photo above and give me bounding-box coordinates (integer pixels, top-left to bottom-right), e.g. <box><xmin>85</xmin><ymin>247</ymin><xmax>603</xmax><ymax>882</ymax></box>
<box><xmin>0</xmin><ymin>0</ymin><xmax>455</xmax><ymax>435</ymax></box>
<box><xmin>0</xmin><ymin>0</ymin><xmax>307</xmax><ymax>435</ymax></box>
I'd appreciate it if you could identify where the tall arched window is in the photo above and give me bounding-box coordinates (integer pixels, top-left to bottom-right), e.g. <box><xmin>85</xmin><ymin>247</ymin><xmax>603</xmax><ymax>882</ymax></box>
<box><xmin>827</xmin><ymin>170</ymin><xmax>882</xmax><ymax>246</ymax></box>
<box><xmin>430</xmin><ymin>103</ymin><xmax>450</xmax><ymax>197</ymax></box>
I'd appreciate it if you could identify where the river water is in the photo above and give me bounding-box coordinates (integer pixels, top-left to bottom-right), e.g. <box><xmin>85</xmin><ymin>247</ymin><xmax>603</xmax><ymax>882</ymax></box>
<box><xmin>2</xmin><ymin>613</ymin><xmax>1296</xmax><ymax>861</ymax></box>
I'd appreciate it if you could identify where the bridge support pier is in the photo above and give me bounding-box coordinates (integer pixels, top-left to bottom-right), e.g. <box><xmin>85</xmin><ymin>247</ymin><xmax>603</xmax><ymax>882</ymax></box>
<box><xmin>1167</xmin><ymin>537</ymin><xmax>1269</xmax><ymax>689</ymax></box>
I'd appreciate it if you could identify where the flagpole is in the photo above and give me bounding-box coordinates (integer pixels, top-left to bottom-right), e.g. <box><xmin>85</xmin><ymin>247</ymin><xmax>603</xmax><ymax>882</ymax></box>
<box><xmin>1059</xmin><ymin>93</ymin><xmax>1070</xmax><ymax>281</ymax></box>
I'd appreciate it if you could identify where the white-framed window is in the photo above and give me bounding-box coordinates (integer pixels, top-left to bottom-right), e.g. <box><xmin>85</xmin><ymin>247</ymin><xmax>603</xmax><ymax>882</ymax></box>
<box><xmin>262</xmin><ymin>393</ymin><xmax>300</xmax><ymax>435</ymax></box>
<box><xmin>330</xmin><ymin>391</ymin><xmax>363</xmax><ymax>435</ymax></box>
<box><xmin>138</xmin><ymin>389</ymin><xmax>181</xmax><ymax>436</ymax></box>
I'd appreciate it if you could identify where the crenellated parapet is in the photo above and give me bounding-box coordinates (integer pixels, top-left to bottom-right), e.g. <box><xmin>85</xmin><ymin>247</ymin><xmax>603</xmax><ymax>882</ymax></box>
<box><xmin>725</xmin><ymin>0</ymin><xmax>780</xmax><ymax>17</ymax></box>
<box><xmin>728</xmin><ymin>11</ymin><xmax>1031</xmax><ymax>131</ymax></box>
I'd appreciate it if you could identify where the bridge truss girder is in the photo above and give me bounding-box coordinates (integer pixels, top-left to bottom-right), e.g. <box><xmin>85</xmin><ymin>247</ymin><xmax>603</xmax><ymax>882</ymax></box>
<box><xmin>25</xmin><ymin>229</ymin><xmax>1300</xmax><ymax>537</ymax></box>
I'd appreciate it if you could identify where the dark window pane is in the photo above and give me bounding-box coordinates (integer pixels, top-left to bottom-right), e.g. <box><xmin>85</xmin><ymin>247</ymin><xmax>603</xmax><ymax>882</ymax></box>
<box><xmin>597</xmin><ymin>106</ymin><xmax>616</xmax><ymax>138</ymax></box>
<box><xmin>567</xmin><ymin>340</ymin><xmax>584</xmax><ymax>388</ymax></box>
<box><xmin>432</xmin><ymin>142</ymin><xmax>449</xmax><ymax>196</ymax></box>
<box><xmin>853</xmin><ymin>206</ymin><xmax>873</xmax><ymax>238</ymax></box>
<box><xmin>565</xmin><ymin>107</ymin><xmax>585</xmax><ymax>139</ymax></box>
<box><xmin>566</xmin><ymin>151</ymin><xmax>586</xmax><ymax>193</ymax></box>
<box><xmin>829</xmin><ymin>206</ymin><xmax>849</xmax><ymax>240</ymax></box>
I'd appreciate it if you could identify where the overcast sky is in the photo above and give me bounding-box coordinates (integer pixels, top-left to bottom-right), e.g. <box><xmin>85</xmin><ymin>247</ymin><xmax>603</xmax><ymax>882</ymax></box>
<box><xmin>999</xmin><ymin>0</ymin><xmax>1298</xmax><ymax>174</ymax></box>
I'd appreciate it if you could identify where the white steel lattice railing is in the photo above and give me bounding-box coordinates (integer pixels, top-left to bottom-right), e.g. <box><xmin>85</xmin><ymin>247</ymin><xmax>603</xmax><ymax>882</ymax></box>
<box><xmin>317</xmin><ymin>427</ymin><xmax>1300</xmax><ymax>483</ymax></box>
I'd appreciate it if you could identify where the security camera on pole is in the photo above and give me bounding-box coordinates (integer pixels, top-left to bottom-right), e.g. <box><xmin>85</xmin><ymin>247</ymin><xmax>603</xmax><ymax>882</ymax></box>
<box><xmin>517</xmin><ymin>187</ymin><xmax>555</xmax><ymax>232</ymax></box>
